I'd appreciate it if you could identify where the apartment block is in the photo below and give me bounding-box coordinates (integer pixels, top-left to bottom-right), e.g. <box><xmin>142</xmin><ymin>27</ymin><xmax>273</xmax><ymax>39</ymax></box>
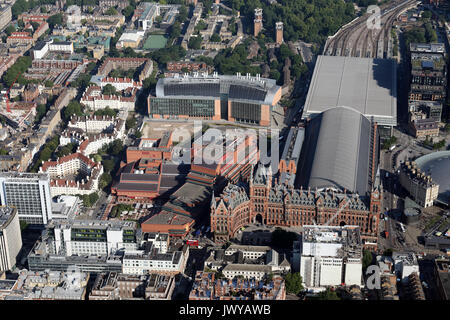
<box><xmin>0</xmin><ymin>207</ymin><xmax>22</xmax><ymax>272</ymax></box>
<box><xmin>0</xmin><ymin>172</ymin><xmax>53</xmax><ymax>225</ymax></box>
<box><xmin>399</xmin><ymin>161</ymin><xmax>439</xmax><ymax>208</ymax></box>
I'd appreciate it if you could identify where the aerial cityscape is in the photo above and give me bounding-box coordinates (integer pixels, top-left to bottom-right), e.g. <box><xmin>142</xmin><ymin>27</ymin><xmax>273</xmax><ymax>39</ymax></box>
<box><xmin>0</xmin><ymin>0</ymin><xmax>448</xmax><ymax>304</ymax></box>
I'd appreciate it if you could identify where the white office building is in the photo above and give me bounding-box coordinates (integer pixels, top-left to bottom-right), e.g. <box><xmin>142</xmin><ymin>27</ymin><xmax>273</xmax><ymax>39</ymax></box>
<box><xmin>299</xmin><ymin>225</ymin><xmax>363</xmax><ymax>292</ymax></box>
<box><xmin>142</xmin><ymin>232</ymin><xmax>169</xmax><ymax>254</ymax></box>
<box><xmin>0</xmin><ymin>172</ymin><xmax>53</xmax><ymax>225</ymax></box>
<box><xmin>393</xmin><ymin>252</ymin><xmax>420</xmax><ymax>282</ymax></box>
<box><xmin>122</xmin><ymin>243</ymin><xmax>188</xmax><ymax>276</ymax></box>
<box><xmin>224</xmin><ymin>245</ymin><xmax>271</xmax><ymax>260</ymax></box>
<box><xmin>222</xmin><ymin>264</ymin><xmax>272</xmax><ymax>281</ymax></box>
<box><xmin>0</xmin><ymin>206</ymin><xmax>22</xmax><ymax>272</ymax></box>
<box><xmin>49</xmin><ymin>220</ymin><xmax>138</xmax><ymax>256</ymax></box>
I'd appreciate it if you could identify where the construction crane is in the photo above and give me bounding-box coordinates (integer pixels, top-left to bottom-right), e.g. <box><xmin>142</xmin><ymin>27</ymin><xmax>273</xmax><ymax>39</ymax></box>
<box><xmin>311</xmin><ymin>196</ymin><xmax>349</xmax><ymax>227</ymax></box>
<box><xmin>3</xmin><ymin>73</ymin><xmax>22</xmax><ymax>113</ymax></box>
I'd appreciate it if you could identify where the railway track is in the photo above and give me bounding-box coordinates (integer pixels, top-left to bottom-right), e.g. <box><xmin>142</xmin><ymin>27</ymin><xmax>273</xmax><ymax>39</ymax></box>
<box><xmin>324</xmin><ymin>0</ymin><xmax>417</xmax><ymax>59</ymax></box>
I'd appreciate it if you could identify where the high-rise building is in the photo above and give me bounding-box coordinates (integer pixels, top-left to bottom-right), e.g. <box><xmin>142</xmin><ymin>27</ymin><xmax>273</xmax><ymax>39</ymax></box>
<box><xmin>0</xmin><ymin>5</ymin><xmax>12</xmax><ymax>32</ymax></box>
<box><xmin>0</xmin><ymin>206</ymin><xmax>22</xmax><ymax>272</ymax></box>
<box><xmin>254</xmin><ymin>8</ymin><xmax>262</xmax><ymax>37</ymax></box>
<box><xmin>408</xmin><ymin>43</ymin><xmax>447</xmax><ymax>122</ymax></box>
<box><xmin>275</xmin><ymin>22</ymin><xmax>283</xmax><ymax>45</ymax></box>
<box><xmin>0</xmin><ymin>173</ymin><xmax>53</xmax><ymax>225</ymax></box>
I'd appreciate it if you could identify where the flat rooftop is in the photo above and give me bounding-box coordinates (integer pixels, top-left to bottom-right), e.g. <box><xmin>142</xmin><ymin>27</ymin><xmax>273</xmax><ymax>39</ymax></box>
<box><xmin>303</xmin><ymin>55</ymin><xmax>397</xmax><ymax>126</ymax></box>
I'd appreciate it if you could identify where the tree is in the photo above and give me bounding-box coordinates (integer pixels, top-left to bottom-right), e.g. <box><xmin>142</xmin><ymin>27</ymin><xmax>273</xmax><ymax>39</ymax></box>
<box><xmin>69</xmin><ymin>73</ymin><xmax>92</xmax><ymax>91</ymax></box>
<box><xmin>2</xmin><ymin>56</ymin><xmax>32</xmax><ymax>87</ymax></box>
<box><xmin>20</xmin><ymin>220</ymin><xmax>28</xmax><ymax>232</ymax></box>
<box><xmin>178</xmin><ymin>5</ymin><xmax>188</xmax><ymax>22</ymax></box>
<box><xmin>126</xmin><ymin>117</ymin><xmax>136</xmax><ymax>130</ymax></box>
<box><xmin>35</xmin><ymin>104</ymin><xmax>47</xmax><ymax>124</ymax></box>
<box><xmin>194</xmin><ymin>20</ymin><xmax>207</xmax><ymax>33</ymax></box>
<box><xmin>30</xmin><ymin>135</ymin><xmax>60</xmax><ymax>172</ymax></box>
<box><xmin>316</xmin><ymin>288</ymin><xmax>340</xmax><ymax>300</ymax></box>
<box><xmin>210</xmin><ymin>33</ymin><xmax>221</xmax><ymax>42</ymax></box>
<box><xmin>122</xmin><ymin>5</ymin><xmax>134</xmax><ymax>20</ymax></box>
<box><xmin>12</xmin><ymin>0</ymin><xmax>29</xmax><ymax>19</ymax></box>
<box><xmin>123</xmin><ymin>47</ymin><xmax>139</xmax><ymax>58</ymax></box>
<box><xmin>48</xmin><ymin>13</ymin><xmax>64</xmax><ymax>29</ymax></box>
<box><xmin>94</xmin><ymin>106</ymin><xmax>118</xmax><ymax>117</ymax></box>
<box><xmin>105</xmin><ymin>7</ymin><xmax>118</xmax><ymax>15</ymax></box>
<box><xmin>56</xmin><ymin>143</ymin><xmax>76</xmax><ymax>158</ymax></box>
<box><xmin>269</xmin><ymin>69</ymin><xmax>281</xmax><ymax>82</ymax></box>
<box><xmin>150</xmin><ymin>45</ymin><xmax>185</xmax><ymax>65</ymax></box>
<box><xmin>169</xmin><ymin>21</ymin><xmax>181</xmax><ymax>41</ymax></box>
<box><xmin>284</xmin><ymin>273</ymin><xmax>304</xmax><ymax>295</ymax></box>
<box><xmin>109</xmin><ymin>140</ymin><xmax>123</xmax><ymax>156</ymax></box>
<box><xmin>382</xmin><ymin>136</ymin><xmax>397</xmax><ymax>150</ymax></box>
<box><xmin>362</xmin><ymin>249</ymin><xmax>373</xmax><ymax>270</ymax></box>
<box><xmin>99</xmin><ymin>173</ymin><xmax>112</xmax><ymax>190</ymax></box>
<box><xmin>93</xmin><ymin>154</ymin><xmax>102</xmax><ymax>163</ymax></box>
<box><xmin>30</xmin><ymin>21</ymin><xmax>40</xmax><ymax>31</ymax></box>
<box><xmin>63</xmin><ymin>100</ymin><xmax>83</xmax><ymax>121</ymax></box>
<box><xmin>102</xmin><ymin>159</ymin><xmax>115</xmax><ymax>173</ymax></box>
<box><xmin>5</xmin><ymin>25</ymin><xmax>16</xmax><ymax>36</ymax></box>
<box><xmin>421</xmin><ymin>10</ymin><xmax>432</xmax><ymax>20</ymax></box>
<box><xmin>44</xmin><ymin>80</ymin><xmax>54</xmax><ymax>88</ymax></box>
<box><xmin>279</xmin><ymin>43</ymin><xmax>293</xmax><ymax>61</ymax></box>
<box><xmin>89</xmin><ymin>192</ymin><xmax>99</xmax><ymax>206</ymax></box>
<box><xmin>188</xmin><ymin>35</ymin><xmax>203</xmax><ymax>50</ymax></box>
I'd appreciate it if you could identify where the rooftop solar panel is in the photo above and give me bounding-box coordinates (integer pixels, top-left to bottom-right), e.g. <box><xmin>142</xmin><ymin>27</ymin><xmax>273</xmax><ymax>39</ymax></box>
<box><xmin>228</xmin><ymin>84</ymin><xmax>267</xmax><ymax>101</ymax></box>
<box><xmin>164</xmin><ymin>83</ymin><xmax>220</xmax><ymax>97</ymax></box>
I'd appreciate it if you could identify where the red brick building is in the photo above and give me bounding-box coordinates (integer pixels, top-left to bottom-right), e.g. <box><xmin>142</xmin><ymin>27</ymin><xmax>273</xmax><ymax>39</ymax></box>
<box><xmin>166</xmin><ymin>61</ymin><xmax>209</xmax><ymax>73</ymax></box>
<box><xmin>211</xmin><ymin>165</ymin><xmax>381</xmax><ymax>249</ymax></box>
<box><xmin>111</xmin><ymin>131</ymin><xmax>192</xmax><ymax>203</ymax></box>
<box><xmin>23</xmin><ymin>84</ymin><xmax>40</xmax><ymax>102</ymax></box>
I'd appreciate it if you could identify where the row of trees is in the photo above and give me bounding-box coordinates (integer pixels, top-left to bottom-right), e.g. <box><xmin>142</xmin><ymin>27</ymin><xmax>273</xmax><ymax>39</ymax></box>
<box><xmin>423</xmin><ymin>136</ymin><xmax>447</xmax><ymax>150</ymax></box>
<box><xmin>2</xmin><ymin>56</ymin><xmax>32</xmax><ymax>87</ymax></box>
<box><xmin>56</xmin><ymin>143</ymin><xmax>77</xmax><ymax>158</ymax></box>
<box><xmin>93</xmin><ymin>106</ymin><xmax>119</xmax><ymax>117</ymax></box>
<box><xmin>230</xmin><ymin>0</ymin><xmax>355</xmax><ymax>44</ymax></box>
<box><xmin>79</xmin><ymin>192</ymin><xmax>99</xmax><ymax>208</ymax></box>
<box><xmin>149</xmin><ymin>45</ymin><xmax>186</xmax><ymax>65</ymax></box>
<box><xmin>403</xmin><ymin>23</ymin><xmax>437</xmax><ymax>47</ymax></box>
<box><xmin>63</xmin><ymin>100</ymin><xmax>85</xmax><ymax>122</ymax></box>
<box><xmin>29</xmin><ymin>136</ymin><xmax>59</xmax><ymax>172</ymax></box>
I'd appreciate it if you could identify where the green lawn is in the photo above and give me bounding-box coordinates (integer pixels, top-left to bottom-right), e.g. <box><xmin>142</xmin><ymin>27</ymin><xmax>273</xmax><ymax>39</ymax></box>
<box><xmin>143</xmin><ymin>35</ymin><xmax>168</xmax><ymax>50</ymax></box>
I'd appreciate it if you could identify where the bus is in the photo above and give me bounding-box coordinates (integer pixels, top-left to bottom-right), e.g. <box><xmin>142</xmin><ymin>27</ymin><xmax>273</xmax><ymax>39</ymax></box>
<box><xmin>186</xmin><ymin>239</ymin><xmax>199</xmax><ymax>247</ymax></box>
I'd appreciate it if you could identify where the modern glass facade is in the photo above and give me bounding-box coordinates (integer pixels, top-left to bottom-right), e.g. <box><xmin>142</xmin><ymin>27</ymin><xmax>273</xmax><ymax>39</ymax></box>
<box><xmin>230</xmin><ymin>101</ymin><xmax>262</xmax><ymax>124</ymax></box>
<box><xmin>27</xmin><ymin>254</ymin><xmax>123</xmax><ymax>273</ymax></box>
<box><xmin>150</xmin><ymin>98</ymin><xmax>216</xmax><ymax>118</ymax></box>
